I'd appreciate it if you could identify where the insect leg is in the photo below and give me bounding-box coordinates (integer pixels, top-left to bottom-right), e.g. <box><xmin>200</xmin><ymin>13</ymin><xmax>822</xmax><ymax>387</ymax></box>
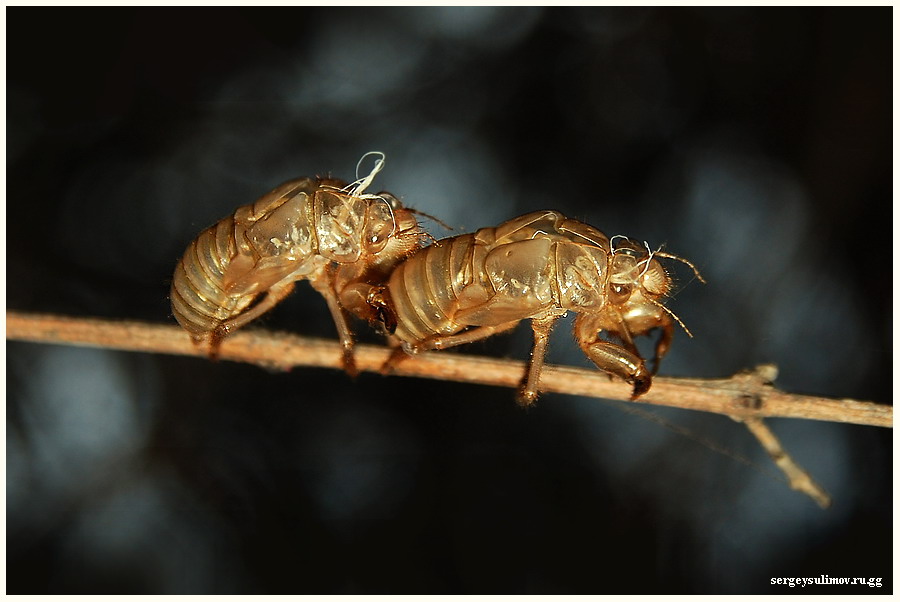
<box><xmin>309</xmin><ymin>271</ymin><xmax>359</xmax><ymax>378</ymax></box>
<box><xmin>518</xmin><ymin>315</ymin><xmax>560</xmax><ymax>407</ymax></box>
<box><xmin>378</xmin><ymin>322</ymin><xmax>520</xmax><ymax>375</ymax></box>
<box><xmin>210</xmin><ymin>281</ymin><xmax>297</xmax><ymax>359</ymax></box>
<box><xmin>580</xmin><ymin>339</ymin><xmax>652</xmax><ymax>399</ymax></box>
<box><xmin>651</xmin><ymin>316</ymin><xmax>674</xmax><ymax>375</ymax></box>
<box><xmin>379</xmin><ymin>341</ymin><xmax>410</xmax><ymax>375</ymax></box>
<box><xmin>418</xmin><ymin>321</ymin><xmax>520</xmax><ymax>351</ymax></box>
<box><xmin>576</xmin><ymin>314</ymin><xmax>651</xmax><ymax>399</ymax></box>
<box><xmin>608</xmin><ymin>310</ymin><xmax>674</xmax><ymax>375</ymax></box>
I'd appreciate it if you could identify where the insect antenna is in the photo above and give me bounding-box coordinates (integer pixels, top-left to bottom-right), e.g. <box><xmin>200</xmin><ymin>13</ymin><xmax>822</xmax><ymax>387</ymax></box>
<box><xmin>654</xmin><ymin>251</ymin><xmax>706</xmax><ymax>284</ymax></box>
<box><xmin>408</xmin><ymin>208</ymin><xmax>454</xmax><ymax>232</ymax></box>
<box><xmin>647</xmin><ymin>296</ymin><xmax>695</xmax><ymax>338</ymax></box>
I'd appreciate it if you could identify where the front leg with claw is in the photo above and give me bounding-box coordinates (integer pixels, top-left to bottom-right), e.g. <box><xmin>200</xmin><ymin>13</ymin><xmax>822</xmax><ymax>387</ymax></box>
<box><xmin>576</xmin><ymin>314</ymin><xmax>652</xmax><ymax>399</ymax></box>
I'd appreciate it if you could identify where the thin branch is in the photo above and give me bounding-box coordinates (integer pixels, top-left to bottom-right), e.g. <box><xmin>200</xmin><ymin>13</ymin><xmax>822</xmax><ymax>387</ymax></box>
<box><xmin>7</xmin><ymin>311</ymin><xmax>890</xmax><ymax>428</ymax></box>
<box><xmin>11</xmin><ymin>310</ymin><xmax>889</xmax><ymax>508</ymax></box>
<box><xmin>741</xmin><ymin>417</ymin><xmax>832</xmax><ymax>509</ymax></box>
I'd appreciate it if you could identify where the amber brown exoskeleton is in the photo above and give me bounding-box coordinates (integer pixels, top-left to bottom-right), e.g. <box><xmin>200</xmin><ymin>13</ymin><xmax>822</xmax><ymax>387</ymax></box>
<box><xmin>362</xmin><ymin>210</ymin><xmax>704</xmax><ymax>404</ymax></box>
<box><xmin>169</xmin><ymin>153</ymin><xmax>426</xmax><ymax>374</ymax></box>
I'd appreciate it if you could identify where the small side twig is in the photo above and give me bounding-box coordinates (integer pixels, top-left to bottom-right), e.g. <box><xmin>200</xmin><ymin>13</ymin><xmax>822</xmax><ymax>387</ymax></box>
<box><xmin>7</xmin><ymin>311</ymin><xmax>892</xmax><ymax>507</ymax></box>
<box><xmin>741</xmin><ymin>416</ymin><xmax>832</xmax><ymax>508</ymax></box>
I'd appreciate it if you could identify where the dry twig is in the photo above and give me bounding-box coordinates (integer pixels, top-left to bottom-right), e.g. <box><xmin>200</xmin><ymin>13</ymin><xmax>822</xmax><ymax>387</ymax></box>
<box><xmin>7</xmin><ymin>311</ymin><xmax>892</xmax><ymax>508</ymax></box>
<box><xmin>740</xmin><ymin>417</ymin><xmax>832</xmax><ymax>508</ymax></box>
<box><xmin>7</xmin><ymin>311</ymin><xmax>889</xmax><ymax>427</ymax></box>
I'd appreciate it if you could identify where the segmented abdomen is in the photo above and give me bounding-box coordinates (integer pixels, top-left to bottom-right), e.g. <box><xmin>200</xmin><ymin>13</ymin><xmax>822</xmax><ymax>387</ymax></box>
<box><xmin>170</xmin><ymin>215</ymin><xmax>251</xmax><ymax>341</ymax></box>
<box><xmin>387</xmin><ymin>234</ymin><xmax>478</xmax><ymax>342</ymax></box>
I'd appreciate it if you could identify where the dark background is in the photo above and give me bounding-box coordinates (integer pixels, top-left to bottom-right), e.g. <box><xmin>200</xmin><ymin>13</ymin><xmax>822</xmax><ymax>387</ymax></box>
<box><xmin>7</xmin><ymin>7</ymin><xmax>891</xmax><ymax>594</ymax></box>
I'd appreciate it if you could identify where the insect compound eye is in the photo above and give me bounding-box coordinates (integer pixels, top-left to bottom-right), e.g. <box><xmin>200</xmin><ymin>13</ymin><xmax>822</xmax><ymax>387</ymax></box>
<box><xmin>363</xmin><ymin>199</ymin><xmax>395</xmax><ymax>254</ymax></box>
<box><xmin>608</xmin><ymin>282</ymin><xmax>632</xmax><ymax>304</ymax></box>
<box><xmin>377</xmin><ymin>192</ymin><xmax>403</xmax><ymax>210</ymax></box>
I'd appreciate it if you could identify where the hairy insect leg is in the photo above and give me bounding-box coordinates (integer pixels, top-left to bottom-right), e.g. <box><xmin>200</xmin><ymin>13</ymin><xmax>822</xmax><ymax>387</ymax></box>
<box><xmin>310</xmin><ymin>273</ymin><xmax>359</xmax><ymax>378</ymax></box>
<box><xmin>518</xmin><ymin>315</ymin><xmax>559</xmax><ymax>407</ymax></box>
<box><xmin>210</xmin><ymin>281</ymin><xmax>298</xmax><ymax>359</ymax></box>
<box><xmin>576</xmin><ymin>314</ymin><xmax>652</xmax><ymax>399</ymax></box>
